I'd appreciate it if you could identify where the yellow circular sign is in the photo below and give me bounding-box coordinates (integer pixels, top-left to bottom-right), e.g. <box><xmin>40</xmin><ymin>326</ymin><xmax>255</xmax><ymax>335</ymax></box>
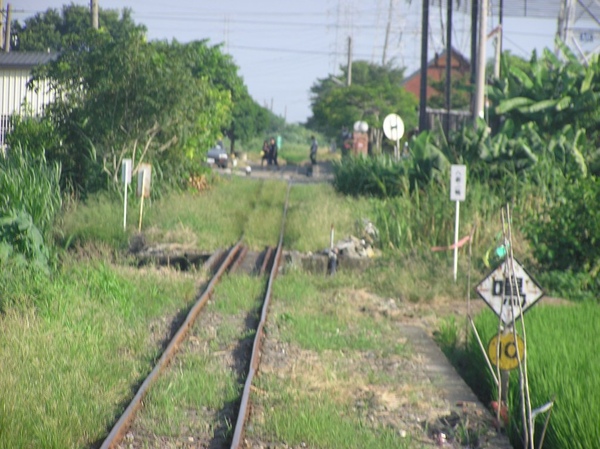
<box><xmin>487</xmin><ymin>333</ymin><xmax>525</xmax><ymax>371</ymax></box>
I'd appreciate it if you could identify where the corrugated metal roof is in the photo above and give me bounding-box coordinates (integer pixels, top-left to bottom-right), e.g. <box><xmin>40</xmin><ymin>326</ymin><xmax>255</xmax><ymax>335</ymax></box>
<box><xmin>0</xmin><ymin>52</ymin><xmax>59</xmax><ymax>68</ymax></box>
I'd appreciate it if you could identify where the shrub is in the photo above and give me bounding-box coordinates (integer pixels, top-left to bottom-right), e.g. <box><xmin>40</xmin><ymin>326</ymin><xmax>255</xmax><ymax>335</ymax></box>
<box><xmin>523</xmin><ymin>175</ymin><xmax>600</xmax><ymax>273</ymax></box>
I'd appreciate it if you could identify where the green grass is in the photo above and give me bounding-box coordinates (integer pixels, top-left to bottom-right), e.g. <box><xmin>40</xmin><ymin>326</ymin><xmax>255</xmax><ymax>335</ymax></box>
<box><xmin>251</xmin><ymin>376</ymin><xmax>409</xmax><ymax>449</ymax></box>
<box><xmin>143</xmin><ymin>177</ymin><xmax>289</xmax><ymax>250</ymax></box>
<box><xmin>248</xmin><ymin>270</ymin><xmax>418</xmax><ymax>448</ymax></box>
<box><xmin>58</xmin><ymin>177</ymin><xmax>289</xmax><ymax>251</ymax></box>
<box><xmin>135</xmin><ymin>274</ymin><xmax>265</xmax><ymax>439</ymax></box>
<box><xmin>6</xmin><ymin>162</ymin><xmax>590</xmax><ymax>448</ymax></box>
<box><xmin>0</xmin><ymin>259</ymin><xmax>196</xmax><ymax>448</ymax></box>
<box><xmin>285</xmin><ymin>183</ymin><xmax>373</xmax><ymax>252</ymax></box>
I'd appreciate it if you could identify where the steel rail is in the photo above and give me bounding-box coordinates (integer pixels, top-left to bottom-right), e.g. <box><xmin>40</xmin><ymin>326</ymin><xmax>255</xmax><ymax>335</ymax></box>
<box><xmin>230</xmin><ymin>182</ymin><xmax>291</xmax><ymax>449</ymax></box>
<box><xmin>100</xmin><ymin>240</ymin><xmax>244</xmax><ymax>449</ymax></box>
<box><xmin>229</xmin><ymin>245</ymin><xmax>249</xmax><ymax>274</ymax></box>
<box><xmin>259</xmin><ymin>246</ymin><xmax>274</xmax><ymax>276</ymax></box>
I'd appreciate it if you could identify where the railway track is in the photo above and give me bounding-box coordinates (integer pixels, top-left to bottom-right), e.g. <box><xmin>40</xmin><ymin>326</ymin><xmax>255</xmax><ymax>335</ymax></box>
<box><xmin>101</xmin><ymin>185</ymin><xmax>290</xmax><ymax>449</ymax></box>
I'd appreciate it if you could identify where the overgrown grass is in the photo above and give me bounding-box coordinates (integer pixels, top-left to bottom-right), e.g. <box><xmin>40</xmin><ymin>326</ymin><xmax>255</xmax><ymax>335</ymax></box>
<box><xmin>57</xmin><ymin>178</ymin><xmax>289</xmax><ymax>251</ymax></box>
<box><xmin>138</xmin><ymin>275</ymin><xmax>265</xmax><ymax>438</ymax></box>
<box><xmin>252</xmin><ymin>376</ymin><xmax>406</xmax><ymax>449</ymax></box>
<box><xmin>0</xmin><ymin>259</ymin><xmax>197</xmax><ymax>448</ymax></box>
<box><xmin>0</xmin><ymin>144</ymin><xmax>62</xmax><ymax>236</ymax></box>
<box><xmin>247</xmin><ymin>269</ymin><xmax>414</xmax><ymax>448</ymax></box>
<box><xmin>285</xmin><ymin>183</ymin><xmax>373</xmax><ymax>252</ymax></box>
<box><xmin>56</xmin><ymin>191</ymin><xmax>129</xmax><ymax>250</ymax></box>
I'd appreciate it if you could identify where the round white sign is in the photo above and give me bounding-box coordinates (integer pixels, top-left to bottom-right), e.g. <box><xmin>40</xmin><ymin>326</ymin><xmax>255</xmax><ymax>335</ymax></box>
<box><xmin>382</xmin><ymin>114</ymin><xmax>405</xmax><ymax>141</ymax></box>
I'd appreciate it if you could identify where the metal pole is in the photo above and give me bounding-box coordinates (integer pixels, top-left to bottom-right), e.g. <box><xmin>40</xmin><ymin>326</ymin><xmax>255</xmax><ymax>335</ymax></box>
<box><xmin>445</xmin><ymin>0</ymin><xmax>453</xmax><ymax>137</ymax></box>
<box><xmin>0</xmin><ymin>0</ymin><xmax>4</xmax><ymax>50</ymax></box>
<box><xmin>347</xmin><ymin>36</ymin><xmax>352</xmax><ymax>86</ymax></box>
<box><xmin>470</xmin><ymin>0</ymin><xmax>478</xmax><ymax>87</ymax></box>
<box><xmin>419</xmin><ymin>0</ymin><xmax>429</xmax><ymax>132</ymax></box>
<box><xmin>382</xmin><ymin>0</ymin><xmax>394</xmax><ymax>65</ymax></box>
<box><xmin>473</xmin><ymin>0</ymin><xmax>488</xmax><ymax>124</ymax></box>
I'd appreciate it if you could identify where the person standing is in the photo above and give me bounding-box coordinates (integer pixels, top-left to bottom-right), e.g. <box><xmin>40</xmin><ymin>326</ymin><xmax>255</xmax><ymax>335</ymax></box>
<box><xmin>269</xmin><ymin>137</ymin><xmax>279</xmax><ymax>168</ymax></box>
<box><xmin>261</xmin><ymin>139</ymin><xmax>269</xmax><ymax>166</ymax></box>
<box><xmin>309</xmin><ymin>136</ymin><xmax>318</xmax><ymax>165</ymax></box>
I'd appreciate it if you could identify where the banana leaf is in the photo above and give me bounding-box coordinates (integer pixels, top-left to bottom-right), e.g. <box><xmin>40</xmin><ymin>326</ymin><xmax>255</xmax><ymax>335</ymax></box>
<box><xmin>495</xmin><ymin>97</ymin><xmax>534</xmax><ymax>114</ymax></box>
<box><xmin>509</xmin><ymin>66</ymin><xmax>534</xmax><ymax>89</ymax></box>
<box><xmin>517</xmin><ymin>98</ymin><xmax>558</xmax><ymax>113</ymax></box>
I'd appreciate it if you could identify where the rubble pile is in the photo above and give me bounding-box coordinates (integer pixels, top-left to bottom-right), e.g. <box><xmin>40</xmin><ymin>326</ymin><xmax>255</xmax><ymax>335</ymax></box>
<box><xmin>323</xmin><ymin>219</ymin><xmax>380</xmax><ymax>259</ymax></box>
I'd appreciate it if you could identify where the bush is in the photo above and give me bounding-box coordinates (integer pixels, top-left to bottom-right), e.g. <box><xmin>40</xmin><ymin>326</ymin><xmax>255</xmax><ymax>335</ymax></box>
<box><xmin>332</xmin><ymin>154</ymin><xmax>409</xmax><ymax>198</ymax></box>
<box><xmin>0</xmin><ymin>145</ymin><xmax>61</xmax><ymax>272</ymax></box>
<box><xmin>0</xmin><ymin>209</ymin><xmax>50</xmax><ymax>274</ymax></box>
<box><xmin>523</xmin><ymin>175</ymin><xmax>600</xmax><ymax>273</ymax></box>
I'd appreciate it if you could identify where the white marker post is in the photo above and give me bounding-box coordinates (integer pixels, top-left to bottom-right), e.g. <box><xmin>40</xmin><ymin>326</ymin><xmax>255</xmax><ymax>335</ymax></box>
<box><xmin>121</xmin><ymin>159</ymin><xmax>132</xmax><ymax>230</ymax></box>
<box><xmin>450</xmin><ymin>165</ymin><xmax>467</xmax><ymax>281</ymax></box>
<box><xmin>137</xmin><ymin>163</ymin><xmax>152</xmax><ymax>232</ymax></box>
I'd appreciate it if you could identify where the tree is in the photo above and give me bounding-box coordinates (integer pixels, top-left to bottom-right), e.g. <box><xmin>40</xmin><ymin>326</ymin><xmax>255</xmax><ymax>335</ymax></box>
<box><xmin>180</xmin><ymin>40</ymin><xmax>270</xmax><ymax>152</ymax></box>
<box><xmin>29</xmin><ymin>27</ymin><xmax>232</xmax><ymax>193</ymax></box>
<box><xmin>307</xmin><ymin>61</ymin><xmax>418</xmax><ymax>153</ymax></box>
<box><xmin>12</xmin><ymin>4</ymin><xmax>144</xmax><ymax>52</ymax></box>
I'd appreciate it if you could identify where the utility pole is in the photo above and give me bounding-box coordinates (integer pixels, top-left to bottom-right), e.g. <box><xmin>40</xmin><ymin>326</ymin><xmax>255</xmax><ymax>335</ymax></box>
<box><xmin>4</xmin><ymin>3</ymin><xmax>11</xmax><ymax>52</ymax></box>
<box><xmin>91</xmin><ymin>0</ymin><xmax>99</xmax><ymax>29</ymax></box>
<box><xmin>347</xmin><ymin>36</ymin><xmax>352</xmax><ymax>86</ymax></box>
<box><xmin>473</xmin><ymin>0</ymin><xmax>488</xmax><ymax>124</ymax></box>
<box><xmin>0</xmin><ymin>0</ymin><xmax>4</xmax><ymax>51</ymax></box>
<box><xmin>444</xmin><ymin>0</ymin><xmax>453</xmax><ymax>137</ymax></box>
<box><xmin>418</xmin><ymin>0</ymin><xmax>429</xmax><ymax>132</ymax></box>
<box><xmin>382</xmin><ymin>0</ymin><xmax>393</xmax><ymax>65</ymax></box>
<box><xmin>470</xmin><ymin>0</ymin><xmax>478</xmax><ymax>87</ymax></box>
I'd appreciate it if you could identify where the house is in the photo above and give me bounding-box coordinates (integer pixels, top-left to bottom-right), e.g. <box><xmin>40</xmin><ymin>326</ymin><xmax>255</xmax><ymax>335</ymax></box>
<box><xmin>0</xmin><ymin>52</ymin><xmax>58</xmax><ymax>146</ymax></box>
<box><xmin>403</xmin><ymin>47</ymin><xmax>471</xmax><ymax>102</ymax></box>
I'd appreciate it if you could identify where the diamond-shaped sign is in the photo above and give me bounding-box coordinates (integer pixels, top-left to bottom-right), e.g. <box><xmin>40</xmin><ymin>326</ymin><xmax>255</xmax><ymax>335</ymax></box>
<box><xmin>476</xmin><ymin>259</ymin><xmax>544</xmax><ymax>325</ymax></box>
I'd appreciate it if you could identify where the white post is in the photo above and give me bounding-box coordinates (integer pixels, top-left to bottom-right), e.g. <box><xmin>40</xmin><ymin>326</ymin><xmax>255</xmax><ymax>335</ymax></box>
<box><xmin>123</xmin><ymin>186</ymin><xmax>128</xmax><ymax>230</ymax></box>
<box><xmin>450</xmin><ymin>164</ymin><xmax>467</xmax><ymax>282</ymax></box>
<box><xmin>454</xmin><ymin>200</ymin><xmax>460</xmax><ymax>281</ymax></box>
<box><xmin>121</xmin><ymin>159</ymin><xmax>132</xmax><ymax>231</ymax></box>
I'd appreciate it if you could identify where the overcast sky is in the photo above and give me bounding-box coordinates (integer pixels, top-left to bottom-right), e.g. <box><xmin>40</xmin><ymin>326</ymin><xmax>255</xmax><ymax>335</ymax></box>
<box><xmin>15</xmin><ymin>1</ymin><xmax>559</xmax><ymax>124</ymax></box>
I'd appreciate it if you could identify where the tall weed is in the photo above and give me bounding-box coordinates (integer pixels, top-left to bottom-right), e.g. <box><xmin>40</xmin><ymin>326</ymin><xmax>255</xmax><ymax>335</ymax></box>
<box><xmin>0</xmin><ymin>144</ymin><xmax>62</xmax><ymax>236</ymax></box>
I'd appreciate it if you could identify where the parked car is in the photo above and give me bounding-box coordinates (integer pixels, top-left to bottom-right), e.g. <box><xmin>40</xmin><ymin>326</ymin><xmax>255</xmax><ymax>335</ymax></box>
<box><xmin>207</xmin><ymin>144</ymin><xmax>228</xmax><ymax>168</ymax></box>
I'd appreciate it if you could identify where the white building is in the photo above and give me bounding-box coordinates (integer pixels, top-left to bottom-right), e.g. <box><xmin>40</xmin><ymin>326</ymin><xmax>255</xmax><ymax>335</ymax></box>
<box><xmin>0</xmin><ymin>52</ymin><xmax>57</xmax><ymax>146</ymax></box>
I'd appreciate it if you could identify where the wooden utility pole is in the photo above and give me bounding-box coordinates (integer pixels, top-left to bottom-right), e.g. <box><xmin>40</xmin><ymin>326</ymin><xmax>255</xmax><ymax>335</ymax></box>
<box><xmin>91</xmin><ymin>0</ymin><xmax>99</xmax><ymax>29</ymax></box>
<box><xmin>473</xmin><ymin>0</ymin><xmax>488</xmax><ymax>124</ymax></box>
<box><xmin>382</xmin><ymin>0</ymin><xmax>394</xmax><ymax>65</ymax></box>
<box><xmin>347</xmin><ymin>36</ymin><xmax>352</xmax><ymax>86</ymax></box>
<box><xmin>4</xmin><ymin>3</ymin><xmax>11</xmax><ymax>52</ymax></box>
<box><xmin>418</xmin><ymin>0</ymin><xmax>429</xmax><ymax>132</ymax></box>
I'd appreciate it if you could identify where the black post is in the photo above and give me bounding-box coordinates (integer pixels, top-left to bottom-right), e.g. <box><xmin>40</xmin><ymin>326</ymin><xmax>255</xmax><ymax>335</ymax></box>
<box><xmin>445</xmin><ymin>0</ymin><xmax>453</xmax><ymax>137</ymax></box>
<box><xmin>470</xmin><ymin>0</ymin><xmax>478</xmax><ymax>86</ymax></box>
<box><xmin>419</xmin><ymin>0</ymin><xmax>429</xmax><ymax>132</ymax></box>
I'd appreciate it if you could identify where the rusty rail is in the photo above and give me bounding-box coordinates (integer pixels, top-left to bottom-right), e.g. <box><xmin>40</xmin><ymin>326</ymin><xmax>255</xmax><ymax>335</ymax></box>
<box><xmin>100</xmin><ymin>240</ymin><xmax>244</xmax><ymax>449</ymax></box>
<box><xmin>230</xmin><ymin>182</ymin><xmax>291</xmax><ymax>449</ymax></box>
<box><xmin>259</xmin><ymin>246</ymin><xmax>274</xmax><ymax>276</ymax></box>
<box><xmin>229</xmin><ymin>245</ymin><xmax>249</xmax><ymax>274</ymax></box>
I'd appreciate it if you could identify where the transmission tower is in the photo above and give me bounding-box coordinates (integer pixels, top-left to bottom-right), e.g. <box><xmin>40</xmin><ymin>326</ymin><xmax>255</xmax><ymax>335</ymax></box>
<box><xmin>558</xmin><ymin>0</ymin><xmax>600</xmax><ymax>60</ymax></box>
